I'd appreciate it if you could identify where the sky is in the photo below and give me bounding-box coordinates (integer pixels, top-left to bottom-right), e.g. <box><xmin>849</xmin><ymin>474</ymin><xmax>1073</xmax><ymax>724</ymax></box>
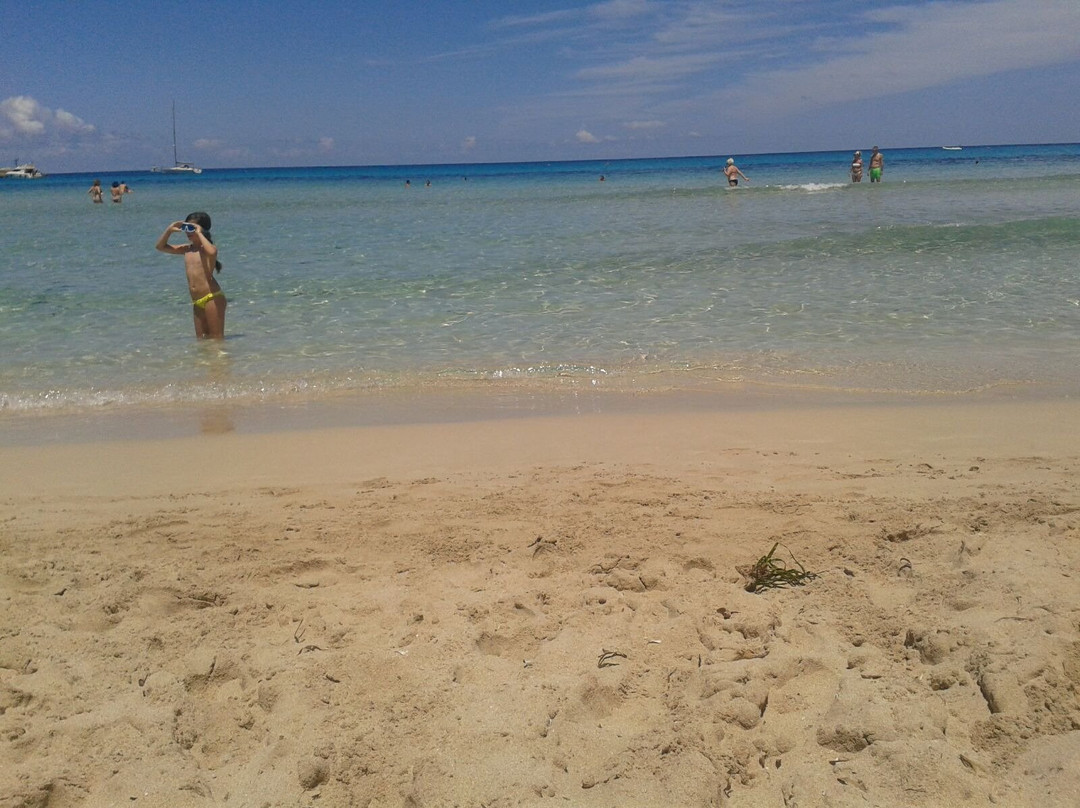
<box><xmin>2</xmin><ymin>0</ymin><xmax>1079</xmax><ymax>173</ymax></box>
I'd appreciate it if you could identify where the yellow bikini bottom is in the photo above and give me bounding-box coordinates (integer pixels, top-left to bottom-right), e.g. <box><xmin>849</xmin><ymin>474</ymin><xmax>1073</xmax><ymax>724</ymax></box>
<box><xmin>192</xmin><ymin>291</ymin><xmax>224</xmax><ymax>309</ymax></box>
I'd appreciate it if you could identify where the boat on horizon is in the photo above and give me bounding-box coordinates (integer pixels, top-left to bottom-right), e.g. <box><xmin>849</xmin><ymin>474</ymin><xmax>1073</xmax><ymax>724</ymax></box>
<box><xmin>0</xmin><ymin>162</ymin><xmax>45</xmax><ymax>179</ymax></box>
<box><xmin>942</xmin><ymin>146</ymin><xmax>963</xmax><ymax>151</ymax></box>
<box><xmin>152</xmin><ymin>161</ymin><xmax>202</xmax><ymax>174</ymax></box>
<box><xmin>151</xmin><ymin>102</ymin><xmax>202</xmax><ymax>174</ymax></box>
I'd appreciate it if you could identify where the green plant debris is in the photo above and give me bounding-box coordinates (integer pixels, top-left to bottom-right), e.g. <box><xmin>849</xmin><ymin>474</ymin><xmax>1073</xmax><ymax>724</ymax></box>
<box><xmin>738</xmin><ymin>542</ymin><xmax>818</xmax><ymax>593</ymax></box>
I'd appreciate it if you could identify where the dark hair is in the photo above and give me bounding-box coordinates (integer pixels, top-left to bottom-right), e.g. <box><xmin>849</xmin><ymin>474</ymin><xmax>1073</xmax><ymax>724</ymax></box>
<box><xmin>185</xmin><ymin>211</ymin><xmax>222</xmax><ymax>273</ymax></box>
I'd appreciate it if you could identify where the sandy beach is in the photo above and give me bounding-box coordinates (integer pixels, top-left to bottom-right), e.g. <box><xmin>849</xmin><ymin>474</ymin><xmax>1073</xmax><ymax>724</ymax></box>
<box><xmin>2</xmin><ymin>398</ymin><xmax>1079</xmax><ymax>807</ymax></box>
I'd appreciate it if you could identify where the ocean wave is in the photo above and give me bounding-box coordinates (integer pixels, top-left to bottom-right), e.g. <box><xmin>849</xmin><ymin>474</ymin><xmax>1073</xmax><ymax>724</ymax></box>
<box><xmin>772</xmin><ymin>182</ymin><xmax>847</xmax><ymax>192</ymax></box>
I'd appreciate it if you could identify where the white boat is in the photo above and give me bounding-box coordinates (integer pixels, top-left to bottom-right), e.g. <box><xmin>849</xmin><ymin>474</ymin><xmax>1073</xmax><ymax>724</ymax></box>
<box><xmin>942</xmin><ymin>146</ymin><xmax>963</xmax><ymax>151</ymax></box>
<box><xmin>0</xmin><ymin>163</ymin><xmax>45</xmax><ymax>179</ymax></box>
<box><xmin>151</xmin><ymin>102</ymin><xmax>202</xmax><ymax>174</ymax></box>
<box><xmin>152</xmin><ymin>161</ymin><xmax>202</xmax><ymax>175</ymax></box>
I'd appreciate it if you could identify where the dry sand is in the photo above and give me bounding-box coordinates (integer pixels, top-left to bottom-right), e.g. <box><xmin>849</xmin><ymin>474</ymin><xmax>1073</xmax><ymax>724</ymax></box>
<box><xmin>2</xmin><ymin>400</ymin><xmax>1079</xmax><ymax>807</ymax></box>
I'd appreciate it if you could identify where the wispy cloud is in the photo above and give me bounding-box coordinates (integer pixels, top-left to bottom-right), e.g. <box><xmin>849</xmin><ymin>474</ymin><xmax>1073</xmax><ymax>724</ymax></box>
<box><xmin>576</xmin><ymin>53</ymin><xmax>721</xmax><ymax>82</ymax></box>
<box><xmin>492</xmin><ymin>8</ymin><xmax>580</xmax><ymax>30</ymax></box>
<box><xmin>265</xmin><ymin>137</ymin><xmax>340</xmax><ymax>162</ymax></box>
<box><xmin>728</xmin><ymin>0</ymin><xmax>1080</xmax><ymax>116</ymax></box>
<box><xmin>492</xmin><ymin>0</ymin><xmax>1080</xmax><ymax>141</ymax></box>
<box><xmin>493</xmin><ymin>0</ymin><xmax>652</xmax><ymax>30</ymax></box>
<box><xmin>587</xmin><ymin>0</ymin><xmax>655</xmax><ymax>24</ymax></box>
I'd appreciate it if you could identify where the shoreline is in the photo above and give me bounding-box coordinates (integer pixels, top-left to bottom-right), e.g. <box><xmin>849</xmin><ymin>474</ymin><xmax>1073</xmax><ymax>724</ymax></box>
<box><xmin>4</xmin><ymin>394</ymin><xmax>1079</xmax><ymax>495</ymax></box>
<box><xmin>0</xmin><ymin>370</ymin><xmax>1066</xmax><ymax>449</ymax></box>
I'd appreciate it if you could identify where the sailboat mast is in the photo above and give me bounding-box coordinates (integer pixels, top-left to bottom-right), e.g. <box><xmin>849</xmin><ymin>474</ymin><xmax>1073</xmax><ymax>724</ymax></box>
<box><xmin>172</xmin><ymin>101</ymin><xmax>178</xmax><ymax>165</ymax></box>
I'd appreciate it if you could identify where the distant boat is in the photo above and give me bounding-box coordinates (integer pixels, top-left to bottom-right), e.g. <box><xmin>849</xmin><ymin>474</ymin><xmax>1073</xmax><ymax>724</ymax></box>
<box><xmin>942</xmin><ymin>146</ymin><xmax>963</xmax><ymax>151</ymax></box>
<box><xmin>0</xmin><ymin>162</ymin><xmax>45</xmax><ymax>179</ymax></box>
<box><xmin>151</xmin><ymin>102</ymin><xmax>202</xmax><ymax>174</ymax></box>
<box><xmin>152</xmin><ymin>161</ymin><xmax>202</xmax><ymax>174</ymax></box>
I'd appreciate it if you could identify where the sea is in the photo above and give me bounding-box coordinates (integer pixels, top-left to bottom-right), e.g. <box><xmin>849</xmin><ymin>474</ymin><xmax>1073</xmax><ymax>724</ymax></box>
<box><xmin>2</xmin><ymin>143</ymin><xmax>1080</xmax><ymax>441</ymax></box>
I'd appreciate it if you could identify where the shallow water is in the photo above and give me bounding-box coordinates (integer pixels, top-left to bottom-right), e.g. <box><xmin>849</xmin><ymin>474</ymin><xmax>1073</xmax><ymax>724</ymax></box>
<box><xmin>2</xmin><ymin>144</ymin><xmax>1080</xmax><ymax>419</ymax></box>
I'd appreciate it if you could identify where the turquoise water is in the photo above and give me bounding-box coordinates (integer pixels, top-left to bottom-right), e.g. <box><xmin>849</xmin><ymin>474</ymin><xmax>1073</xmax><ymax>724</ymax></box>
<box><xmin>2</xmin><ymin>144</ymin><xmax>1080</xmax><ymax>417</ymax></box>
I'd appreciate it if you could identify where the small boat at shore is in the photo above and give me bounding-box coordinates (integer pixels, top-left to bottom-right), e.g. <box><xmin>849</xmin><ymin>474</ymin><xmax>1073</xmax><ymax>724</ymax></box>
<box><xmin>151</xmin><ymin>102</ymin><xmax>202</xmax><ymax>174</ymax></box>
<box><xmin>0</xmin><ymin>163</ymin><xmax>45</xmax><ymax>179</ymax></box>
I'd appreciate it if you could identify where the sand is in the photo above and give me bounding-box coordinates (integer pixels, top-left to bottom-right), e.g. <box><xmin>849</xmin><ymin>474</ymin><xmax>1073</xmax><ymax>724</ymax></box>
<box><xmin>2</xmin><ymin>399</ymin><xmax>1079</xmax><ymax>807</ymax></box>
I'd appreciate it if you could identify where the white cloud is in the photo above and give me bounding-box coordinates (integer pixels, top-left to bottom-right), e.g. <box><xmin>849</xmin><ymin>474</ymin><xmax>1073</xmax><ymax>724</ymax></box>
<box><xmin>462</xmin><ymin>135</ymin><xmax>477</xmax><ymax>151</ymax></box>
<box><xmin>1</xmin><ymin>96</ymin><xmax>46</xmax><ymax>136</ymax></box>
<box><xmin>194</xmin><ymin>138</ymin><xmax>224</xmax><ymax>150</ymax></box>
<box><xmin>0</xmin><ymin>95</ymin><xmax>95</xmax><ymax>139</ymax></box>
<box><xmin>318</xmin><ymin>137</ymin><xmax>334</xmax><ymax>152</ymax></box>
<box><xmin>576</xmin><ymin>129</ymin><xmax>602</xmax><ymax>143</ymax></box>
<box><xmin>624</xmin><ymin>120</ymin><xmax>666</xmax><ymax>130</ymax></box>
<box><xmin>53</xmin><ymin>108</ymin><xmax>95</xmax><ymax>134</ymax></box>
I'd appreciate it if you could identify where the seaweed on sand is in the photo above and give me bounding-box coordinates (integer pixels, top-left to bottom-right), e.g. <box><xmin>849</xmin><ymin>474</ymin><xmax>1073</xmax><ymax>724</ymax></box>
<box><xmin>738</xmin><ymin>542</ymin><xmax>817</xmax><ymax>593</ymax></box>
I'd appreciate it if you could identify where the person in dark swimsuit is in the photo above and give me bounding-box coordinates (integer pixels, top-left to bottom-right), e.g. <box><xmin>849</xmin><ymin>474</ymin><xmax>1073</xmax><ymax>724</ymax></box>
<box><xmin>724</xmin><ymin>158</ymin><xmax>749</xmax><ymax>186</ymax></box>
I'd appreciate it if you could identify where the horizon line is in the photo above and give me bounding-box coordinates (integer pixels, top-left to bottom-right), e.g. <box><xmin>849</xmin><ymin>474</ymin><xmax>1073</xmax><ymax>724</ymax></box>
<box><xmin>20</xmin><ymin>140</ymin><xmax>1080</xmax><ymax>178</ymax></box>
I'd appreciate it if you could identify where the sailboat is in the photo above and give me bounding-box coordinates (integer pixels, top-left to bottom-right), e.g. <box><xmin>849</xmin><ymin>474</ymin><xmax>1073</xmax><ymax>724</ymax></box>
<box><xmin>151</xmin><ymin>102</ymin><xmax>202</xmax><ymax>174</ymax></box>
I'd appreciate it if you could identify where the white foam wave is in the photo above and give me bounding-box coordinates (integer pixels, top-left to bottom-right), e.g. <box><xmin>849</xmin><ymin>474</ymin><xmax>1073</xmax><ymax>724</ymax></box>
<box><xmin>775</xmin><ymin>182</ymin><xmax>846</xmax><ymax>192</ymax></box>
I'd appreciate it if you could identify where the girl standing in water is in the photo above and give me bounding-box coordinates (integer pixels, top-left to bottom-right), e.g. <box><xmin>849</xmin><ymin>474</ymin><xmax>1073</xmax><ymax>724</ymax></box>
<box><xmin>155</xmin><ymin>212</ymin><xmax>227</xmax><ymax>339</ymax></box>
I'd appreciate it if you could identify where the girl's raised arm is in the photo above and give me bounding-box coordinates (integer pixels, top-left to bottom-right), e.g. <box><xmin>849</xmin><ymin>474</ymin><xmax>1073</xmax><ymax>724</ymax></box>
<box><xmin>156</xmin><ymin>222</ymin><xmax>187</xmax><ymax>254</ymax></box>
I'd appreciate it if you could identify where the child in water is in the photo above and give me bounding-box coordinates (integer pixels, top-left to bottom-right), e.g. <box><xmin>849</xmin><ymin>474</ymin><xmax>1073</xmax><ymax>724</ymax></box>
<box><xmin>155</xmin><ymin>212</ymin><xmax>227</xmax><ymax>339</ymax></box>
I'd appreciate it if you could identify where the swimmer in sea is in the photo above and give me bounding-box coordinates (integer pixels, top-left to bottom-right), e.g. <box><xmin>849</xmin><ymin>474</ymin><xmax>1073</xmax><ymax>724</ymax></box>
<box><xmin>869</xmin><ymin>146</ymin><xmax>884</xmax><ymax>182</ymax></box>
<box><xmin>850</xmin><ymin>151</ymin><xmax>863</xmax><ymax>183</ymax></box>
<box><xmin>155</xmin><ymin>212</ymin><xmax>227</xmax><ymax>339</ymax></box>
<box><xmin>724</xmin><ymin>158</ymin><xmax>749</xmax><ymax>187</ymax></box>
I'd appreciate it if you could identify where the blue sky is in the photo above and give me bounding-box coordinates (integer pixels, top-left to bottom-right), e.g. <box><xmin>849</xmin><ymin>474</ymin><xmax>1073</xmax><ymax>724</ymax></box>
<box><xmin>2</xmin><ymin>0</ymin><xmax>1079</xmax><ymax>172</ymax></box>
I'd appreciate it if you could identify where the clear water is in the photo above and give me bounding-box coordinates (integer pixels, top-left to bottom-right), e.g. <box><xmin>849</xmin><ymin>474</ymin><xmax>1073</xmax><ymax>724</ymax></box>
<box><xmin>2</xmin><ymin>144</ymin><xmax>1080</xmax><ymax>416</ymax></box>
